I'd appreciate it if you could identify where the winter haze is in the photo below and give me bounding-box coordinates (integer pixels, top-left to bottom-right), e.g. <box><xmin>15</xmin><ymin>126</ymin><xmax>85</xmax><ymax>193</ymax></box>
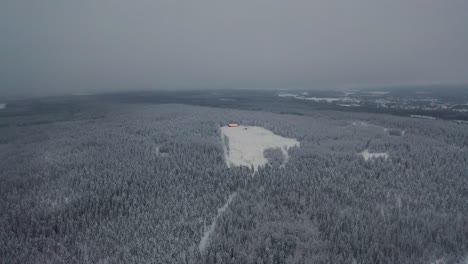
<box><xmin>1</xmin><ymin>0</ymin><xmax>468</xmax><ymax>96</ymax></box>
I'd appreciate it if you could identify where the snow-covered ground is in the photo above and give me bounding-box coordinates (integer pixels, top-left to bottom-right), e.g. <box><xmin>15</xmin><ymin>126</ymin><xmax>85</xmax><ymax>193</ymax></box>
<box><xmin>155</xmin><ymin>146</ymin><xmax>169</xmax><ymax>157</ymax></box>
<box><xmin>454</xmin><ymin>120</ymin><xmax>468</xmax><ymax>125</ymax></box>
<box><xmin>341</xmin><ymin>90</ymin><xmax>357</xmax><ymax>96</ymax></box>
<box><xmin>199</xmin><ymin>192</ymin><xmax>237</xmax><ymax>254</ymax></box>
<box><xmin>338</xmin><ymin>103</ymin><xmax>360</xmax><ymax>107</ymax></box>
<box><xmin>277</xmin><ymin>93</ymin><xmax>299</xmax><ymax>98</ymax></box>
<box><xmin>220</xmin><ymin>126</ymin><xmax>299</xmax><ymax>171</ymax></box>
<box><xmin>278</xmin><ymin>93</ymin><xmax>360</xmax><ymax>104</ymax></box>
<box><xmin>352</xmin><ymin>121</ymin><xmax>368</xmax><ymax>127</ymax></box>
<box><xmin>359</xmin><ymin>149</ymin><xmax>388</xmax><ymax>161</ymax></box>
<box><xmin>299</xmin><ymin>97</ymin><xmax>343</xmax><ymax>103</ymax></box>
<box><xmin>410</xmin><ymin>114</ymin><xmax>436</xmax><ymax>120</ymax></box>
<box><xmin>430</xmin><ymin>255</ymin><xmax>468</xmax><ymax>264</ymax></box>
<box><xmin>0</xmin><ymin>103</ymin><xmax>6</xmax><ymax>109</ymax></box>
<box><xmin>365</xmin><ymin>91</ymin><xmax>389</xmax><ymax>95</ymax></box>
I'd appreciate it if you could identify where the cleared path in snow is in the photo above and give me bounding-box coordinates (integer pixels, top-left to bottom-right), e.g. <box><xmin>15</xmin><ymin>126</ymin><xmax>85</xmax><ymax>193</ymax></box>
<box><xmin>220</xmin><ymin>125</ymin><xmax>300</xmax><ymax>171</ymax></box>
<box><xmin>198</xmin><ymin>192</ymin><xmax>237</xmax><ymax>254</ymax></box>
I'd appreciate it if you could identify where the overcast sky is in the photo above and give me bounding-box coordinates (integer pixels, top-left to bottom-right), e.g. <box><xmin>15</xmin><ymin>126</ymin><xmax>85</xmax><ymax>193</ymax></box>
<box><xmin>1</xmin><ymin>0</ymin><xmax>467</xmax><ymax>96</ymax></box>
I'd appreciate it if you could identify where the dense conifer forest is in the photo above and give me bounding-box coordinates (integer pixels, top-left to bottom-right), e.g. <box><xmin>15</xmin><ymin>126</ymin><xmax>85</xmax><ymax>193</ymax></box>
<box><xmin>0</xmin><ymin>98</ymin><xmax>467</xmax><ymax>263</ymax></box>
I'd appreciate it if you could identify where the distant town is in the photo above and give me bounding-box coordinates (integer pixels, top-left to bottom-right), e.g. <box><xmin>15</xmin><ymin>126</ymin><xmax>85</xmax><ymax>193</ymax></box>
<box><xmin>276</xmin><ymin>86</ymin><xmax>468</xmax><ymax>122</ymax></box>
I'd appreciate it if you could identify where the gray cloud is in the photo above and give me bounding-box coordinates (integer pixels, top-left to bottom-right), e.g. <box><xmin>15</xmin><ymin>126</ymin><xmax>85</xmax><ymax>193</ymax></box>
<box><xmin>1</xmin><ymin>0</ymin><xmax>468</xmax><ymax>96</ymax></box>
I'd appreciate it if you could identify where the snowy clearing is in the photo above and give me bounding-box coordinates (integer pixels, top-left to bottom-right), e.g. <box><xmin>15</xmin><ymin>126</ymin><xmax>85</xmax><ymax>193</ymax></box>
<box><xmin>277</xmin><ymin>93</ymin><xmax>360</xmax><ymax>104</ymax></box>
<box><xmin>410</xmin><ymin>114</ymin><xmax>436</xmax><ymax>120</ymax></box>
<box><xmin>155</xmin><ymin>146</ymin><xmax>169</xmax><ymax>157</ymax></box>
<box><xmin>0</xmin><ymin>103</ymin><xmax>6</xmax><ymax>109</ymax></box>
<box><xmin>364</xmin><ymin>91</ymin><xmax>389</xmax><ymax>95</ymax></box>
<box><xmin>278</xmin><ymin>93</ymin><xmax>299</xmax><ymax>98</ymax></box>
<box><xmin>359</xmin><ymin>149</ymin><xmax>388</xmax><ymax>161</ymax></box>
<box><xmin>199</xmin><ymin>192</ymin><xmax>237</xmax><ymax>254</ymax></box>
<box><xmin>454</xmin><ymin>120</ymin><xmax>468</xmax><ymax>125</ymax></box>
<box><xmin>220</xmin><ymin>126</ymin><xmax>299</xmax><ymax>171</ymax></box>
<box><xmin>300</xmin><ymin>97</ymin><xmax>343</xmax><ymax>103</ymax></box>
<box><xmin>430</xmin><ymin>255</ymin><xmax>468</xmax><ymax>264</ymax></box>
<box><xmin>352</xmin><ymin>121</ymin><xmax>368</xmax><ymax>127</ymax></box>
<box><xmin>342</xmin><ymin>90</ymin><xmax>357</xmax><ymax>96</ymax></box>
<box><xmin>338</xmin><ymin>104</ymin><xmax>360</xmax><ymax>107</ymax></box>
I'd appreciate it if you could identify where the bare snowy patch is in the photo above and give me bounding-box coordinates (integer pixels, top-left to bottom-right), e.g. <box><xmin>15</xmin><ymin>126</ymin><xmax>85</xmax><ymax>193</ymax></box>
<box><xmin>338</xmin><ymin>104</ymin><xmax>360</xmax><ymax>107</ymax></box>
<box><xmin>277</xmin><ymin>93</ymin><xmax>360</xmax><ymax>104</ymax></box>
<box><xmin>220</xmin><ymin>126</ymin><xmax>299</xmax><ymax>171</ymax></box>
<box><xmin>155</xmin><ymin>146</ymin><xmax>169</xmax><ymax>157</ymax></box>
<box><xmin>364</xmin><ymin>91</ymin><xmax>389</xmax><ymax>95</ymax></box>
<box><xmin>352</xmin><ymin>121</ymin><xmax>368</xmax><ymax>127</ymax></box>
<box><xmin>342</xmin><ymin>90</ymin><xmax>357</xmax><ymax>96</ymax></box>
<box><xmin>359</xmin><ymin>149</ymin><xmax>388</xmax><ymax>161</ymax></box>
<box><xmin>454</xmin><ymin>120</ymin><xmax>468</xmax><ymax>125</ymax></box>
<box><xmin>278</xmin><ymin>93</ymin><xmax>299</xmax><ymax>98</ymax></box>
<box><xmin>429</xmin><ymin>255</ymin><xmax>468</xmax><ymax>264</ymax></box>
<box><xmin>410</xmin><ymin>114</ymin><xmax>436</xmax><ymax>120</ymax></box>
<box><xmin>298</xmin><ymin>96</ymin><xmax>360</xmax><ymax>104</ymax></box>
<box><xmin>300</xmin><ymin>97</ymin><xmax>343</xmax><ymax>103</ymax></box>
<box><xmin>385</xmin><ymin>128</ymin><xmax>405</xmax><ymax>136</ymax></box>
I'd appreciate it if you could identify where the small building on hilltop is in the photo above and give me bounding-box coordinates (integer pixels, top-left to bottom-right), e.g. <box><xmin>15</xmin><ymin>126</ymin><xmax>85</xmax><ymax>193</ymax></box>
<box><xmin>228</xmin><ymin>123</ymin><xmax>239</xmax><ymax>127</ymax></box>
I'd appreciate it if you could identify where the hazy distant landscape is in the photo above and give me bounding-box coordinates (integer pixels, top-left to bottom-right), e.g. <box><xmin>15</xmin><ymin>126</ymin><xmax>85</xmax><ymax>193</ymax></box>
<box><xmin>95</xmin><ymin>86</ymin><xmax>468</xmax><ymax>121</ymax></box>
<box><xmin>1</xmin><ymin>89</ymin><xmax>467</xmax><ymax>263</ymax></box>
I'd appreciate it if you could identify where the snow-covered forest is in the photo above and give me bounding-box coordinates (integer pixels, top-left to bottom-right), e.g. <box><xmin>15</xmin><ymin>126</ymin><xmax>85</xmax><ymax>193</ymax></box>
<box><xmin>0</xmin><ymin>100</ymin><xmax>467</xmax><ymax>264</ymax></box>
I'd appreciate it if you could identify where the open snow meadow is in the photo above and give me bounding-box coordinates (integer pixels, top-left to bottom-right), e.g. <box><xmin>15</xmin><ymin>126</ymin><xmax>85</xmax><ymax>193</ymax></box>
<box><xmin>359</xmin><ymin>149</ymin><xmax>389</xmax><ymax>161</ymax></box>
<box><xmin>221</xmin><ymin>125</ymin><xmax>299</xmax><ymax>170</ymax></box>
<box><xmin>0</xmin><ymin>98</ymin><xmax>467</xmax><ymax>264</ymax></box>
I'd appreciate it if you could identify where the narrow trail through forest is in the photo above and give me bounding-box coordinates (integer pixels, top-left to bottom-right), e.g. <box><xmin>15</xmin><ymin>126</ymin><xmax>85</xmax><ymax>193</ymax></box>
<box><xmin>198</xmin><ymin>192</ymin><xmax>238</xmax><ymax>254</ymax></box>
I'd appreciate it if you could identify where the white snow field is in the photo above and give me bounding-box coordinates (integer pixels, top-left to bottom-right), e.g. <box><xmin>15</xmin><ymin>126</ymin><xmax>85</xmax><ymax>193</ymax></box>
<box><xmin>278</xmin><ymin>93</ymin><xmax>361</xmax><ymax>104</ymax></box>
<box><xmin>410</xmin><ymin>114</ymin><xmax>436</xmax><ymax>120</ymax></box>
<box><xmin>352</xmin><ymin>121</ymin><xmax>368</xmax><ymax>127</ymax></box>
<box><xmin>198</xmin><ymin>192</ymin><xmax>237</xmax><ymax>254</ymax></box>
<box><xmin>338</xmin><ymin>104</ymin><xmax>360</xmax><ymax>107</ymax></box>
<box><xmin>359</xmin><ymin>149</ymin><xmax>388</xmax><ymax>161</ymax></box>
<box><xmin>0</xmin><ymin>103</ymin><xmax>6</xmax><ymax>109</ymax></box>
<box><xmin>220</xmin><ymin>126</ymin><xmax>300</xmax><ymax>171</ymax></box>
